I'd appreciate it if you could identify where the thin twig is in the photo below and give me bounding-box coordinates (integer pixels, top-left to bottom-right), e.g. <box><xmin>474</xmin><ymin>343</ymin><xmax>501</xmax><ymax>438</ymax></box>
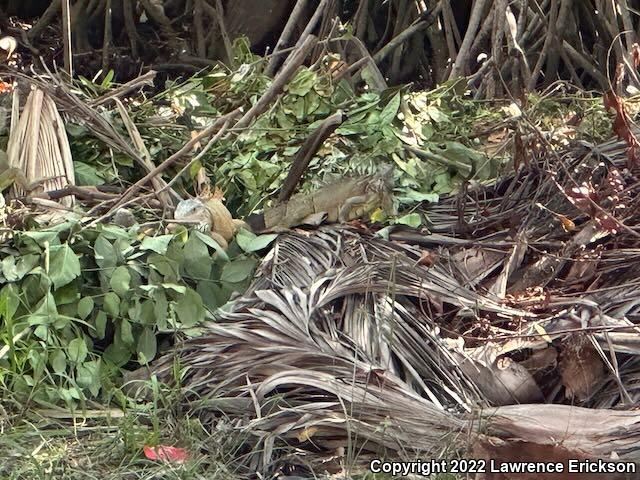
<box><xmin>61</xmin><ymin>0</ymin><xmax>73</xmax><ymax>77</ymax></box>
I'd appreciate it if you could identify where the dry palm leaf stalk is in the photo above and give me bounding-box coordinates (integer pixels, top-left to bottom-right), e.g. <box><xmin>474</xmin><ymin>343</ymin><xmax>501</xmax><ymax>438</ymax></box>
<box><xmin>6</xmin><ymin>86</ymin><xmax>75</xmax><ymax>207</ymax></box>
<box><xmin>136</xmin><ymin>132</ymin><xmax>640</xmax><ymax>476</ymax></box>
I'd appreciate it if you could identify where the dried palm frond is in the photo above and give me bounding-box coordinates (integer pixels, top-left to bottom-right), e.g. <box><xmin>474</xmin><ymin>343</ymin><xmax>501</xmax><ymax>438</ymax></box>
<box><xmin>6</xmin><ymin>87</ymin><xmax>75</xmax><ymax>207</ymax></box>
<box><xmin>140</xmin><ymin>133</ymin><xmax>640</xmax><ymax>476</ymax></box>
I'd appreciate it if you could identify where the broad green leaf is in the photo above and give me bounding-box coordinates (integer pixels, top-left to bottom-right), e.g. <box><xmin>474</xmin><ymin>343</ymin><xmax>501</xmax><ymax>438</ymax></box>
<box><xmin>138</xmin><ymin>300</ymin><xmax>155</xmax><ymax>325</ymax></box>
<box><xmin>380</xmin><ymin>92</ymin><xmax>401</xmax><ymax>125</ymax></box>
<box><xmin>14</xmin><ymin>254</ymin><xmax>39</xmax><ymax>280</ymax></box>
<box><xmin>103</xmin><ymin>292</ymin><xmax>120</xmax><ymax>317</ymax></box>
<box><xmin>196</xmin><ymin>282</ymin><xmax>222</xmax><ymax>311</ymax></box>
<box><xmin>77</xmin><ymin>297</ymin><xmax>94</xmax><ymax>320</ymax></box>
<box><xmin>49</xmin><ymin>245</ymin><xmax>81</xmax><ymax>290</ymax></box>
<box><xmin>1</xmin><ymin>256</ymin><xmax>18</xmax><ymax>282</ymax></box>
<box><xmin>21</xmin><ymin>231</ymin><xmax>59</xmax><ymax>247</ymax></box>
<box><xmin>148</xmin><ymin>253</ymin><xmax>180</xmax><ymax>279</ymax></box>
<box><xmin>68</xmin><ymin>337</ymin><xmax>88</xmax><ymax>364</ymax></box>
<box><xmin>153</xmin><ymin>290</ymin><xmax>168</xmax><ymax>330</ymax></box>
<box><xmin>236</xmin><ymin>229</ymin><xmax>277</xmax><ymax>253</ymax></box>
<box><xmin>94</xmin><ymin>311</ymin><xmax>107</xmax><ymax>340</ymax></box>
<box><xmin>425</xmin><ymin>105</ymin><xmax>449</xmax><ymax>123</ymax></box>
<box><xmin>34</xmin><ymin>324</ymin><xmax>48</xmax><ymax>340</ymax></box>
<box><xmin>120</xmin><ymin>318</ymin><xmax>134</xmax><ymax>346</ymax></box>
<box><xmin>137</xmin><ymin>327</ymin><xmax>157</xmax><ymax>364</ymax></box>
<box><xmin>110</xmin><ymin>266</ymin><xmax>131</xmax><ymax>297</ymax></box>
<box><xmin>0</xmin><ymin>284</ymin><xmax>20</xmax><ymax>320</ymax></box>
<box><xmin>399</xmin><ymin>190</ymin><xmax>440</xmax><ymax>203</ymax></box>
<box><xmin>395</xmin><ymin>213</ymin><xmax>422</xmax><ymax>228</ymax></box>
<box><xmin>287</xmin><ymin>68</ymin><xmax>317</xmax><ymax>96</ymax></box>
<box><xmin>192</xmin><ymin>230</ymin><xmax>228</xmax><ymax>261</ymax></box>
<box><xmin>50</xmin><ymin>350</ymin><xmax>67</xmax><ymax>374</ymax></box>
<box><xmin>74</xmin><ymin>161</ymin><xmax>105</xmax><ymax>186</ymax></box>
<box><xmin>53</xmin><ymin>283</ymin><xmax>78</xmax><ymax>306</ymax></box>
<box><xmin>221</xmin><ymin>258</ymin><xmax>256</xmax><ymax>283</ymax></box>
<box><xmin>183</xmin><ymin>235</ymin><xmax>212</xmax><ymax>279</ymax></box>
<box><xmin>103</xmin><ymin>342</ymin><xmax>131</xmax><ymax>367</ymax></box>
<box><xmin>174</xmin><ymin>288</ymin><xmax>204</xmax><ymax>327</ymax></box>
<box><xmin>76</xmin><ymin>361</ymin><xmax>98</xmax><ymax>393</ymax></box>
<box><xmin>161</xmin><ymin>283</ymin><xmax>187</xmax><ymax>294</ymax></box>
<box><xmin>94</xmin><ymin>235</ymin><xmax>117</xmax><ymax>269</ymax></box>
<box><xmin>28</xmin><ymin>292</ymin><xmax>59</xmax><ymax>325</ymax></box>
<box><xmin>140</xmin><ymin>235</ymin><xmax>173</xmax><ymax>254</ymax></box>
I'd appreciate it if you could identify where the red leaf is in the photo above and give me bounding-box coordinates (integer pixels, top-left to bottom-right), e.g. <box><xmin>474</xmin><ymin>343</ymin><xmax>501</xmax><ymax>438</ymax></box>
<box><xmin>143</xmin><ymin>445</ymin><xmax>189</xmax><ymax>463</ymax></box>
<box><xmin>0</xmin><ymin>81</ymin><xmax>12</xmax><ymax>94</ymax></box>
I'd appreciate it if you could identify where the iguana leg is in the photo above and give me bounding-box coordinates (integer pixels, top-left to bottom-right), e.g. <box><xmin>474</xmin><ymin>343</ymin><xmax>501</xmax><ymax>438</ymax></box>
<box><xmin>1</xmin><ymin>168</ymin><xmax>62</xmax><ymax>193</ymax></box>
<box><xmin>232</xmin><ymin>218</ymin><xmax>251</xmax><ymax>232</ymax></box>
<box><xmin>209</xmin><ymin>231</ymin><xmax>228</xmax><ymax>250</ymax></box>
<box><xmin>338</xmin><ymin>194</ymin><xmax>368</xmax><ymax>222</ymax></box>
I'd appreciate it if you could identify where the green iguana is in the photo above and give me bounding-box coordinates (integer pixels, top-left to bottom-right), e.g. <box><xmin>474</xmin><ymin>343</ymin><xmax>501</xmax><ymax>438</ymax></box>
<box><xmin>246</xmin><ymin>167</ymin><xmax>395</xmax><ymax>232</ymax></box>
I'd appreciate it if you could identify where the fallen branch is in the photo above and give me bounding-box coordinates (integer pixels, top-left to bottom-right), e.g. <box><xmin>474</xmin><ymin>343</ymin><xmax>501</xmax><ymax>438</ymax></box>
<box><xmin>89</xmin><ymin>70</ymin><xmax>157</xmax><ymax>107</ymax></box>
<box><xmin>277</xmin><ymin>110</ymin><xmax>344</xmax><ymax>203</ymax></box>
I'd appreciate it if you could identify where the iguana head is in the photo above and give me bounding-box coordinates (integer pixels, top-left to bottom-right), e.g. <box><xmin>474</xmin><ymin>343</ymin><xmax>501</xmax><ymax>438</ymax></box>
<box><xmin>173</xmin><ymin>198</ymin><xmax>212</xmax><ymax>231</ymax></box>
<box><xmin>366</xmin><ymin>165</ymin><xmax>396</xmax><ymax>216</ymax></box>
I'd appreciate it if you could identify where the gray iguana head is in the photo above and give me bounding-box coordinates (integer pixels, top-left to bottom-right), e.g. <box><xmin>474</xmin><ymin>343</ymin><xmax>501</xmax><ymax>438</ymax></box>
<box><xmin>174</xmin><ymin>198</ymin><xmax>212</xmax><ymax>231</ymax></box>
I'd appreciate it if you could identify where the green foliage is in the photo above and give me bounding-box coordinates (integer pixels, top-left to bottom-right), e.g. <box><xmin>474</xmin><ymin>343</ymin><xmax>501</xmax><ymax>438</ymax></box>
<box><xmin>0</xmin><ymin>222</ymin><xmax>272</xmax><ymax>406</ymax></box>
<box><xmin>66</xmin><ymin>56</ymin><xmax>510</xmax><ymax>220</ymax></box>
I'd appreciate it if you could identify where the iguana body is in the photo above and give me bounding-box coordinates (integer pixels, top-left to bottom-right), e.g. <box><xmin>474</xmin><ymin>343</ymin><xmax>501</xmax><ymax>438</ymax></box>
<box><xmin>248</xmin><ymin>169</ymin><xmax>394</xmax><ymax>231</ymax></box>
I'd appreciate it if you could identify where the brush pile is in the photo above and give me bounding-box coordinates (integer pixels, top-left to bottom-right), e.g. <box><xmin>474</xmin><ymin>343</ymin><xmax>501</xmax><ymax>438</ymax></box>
<box><xmin>143</xmin><ymin>132</ymin><xmax>640</xmax><ymax>476</ymax></box>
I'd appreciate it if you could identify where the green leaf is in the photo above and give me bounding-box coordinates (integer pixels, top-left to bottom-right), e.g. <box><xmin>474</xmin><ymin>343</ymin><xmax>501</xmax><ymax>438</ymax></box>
<box><xmin>192</xmin><ymin>231</ymin><xmax>228</xmax><ymax>261</ymax></box>
<box><xmin>110</xmin><ymin>266</ymin><xmax>131</xmax><ymax>297</ymax></box>
<box><xmin>425</xmin><ymin>105</ymin><xmax>449</xmax><ymax>123</ymax></box>
<box><xmin>103</xmin><ymin>292</ymin><xmax>120</xmax><ymax>317</ymax></box>
<box><xmin>153</xmin><ymin>291</ymin><xmax>168</xmax><ymax>330</ymax></box>
<box><xmin>236</xmin><ymin>229</ymin><xmax>277</xmax><ymax>253</ymax></box>
<box><xmin>21</xmin><ymin>231</ymin><xmax>60</xmax><ymax>248</ymax></box>
<box><xmin>137</xmin><ymin>327</ymin><xmax>157</xmax><ymax>364</ymax></box>
<box><xmin>287</xmin><ymin>68</ymin><xmax>317</xmax><ymax>96</ymax></box>
<box><xmin>94</xmin><ymin>311</ymin><xmax>107</xmax><ymax>340</ymax></box>
<box><xmin>161</xmin><ymin>283</ymin><xmax>187</xmax><ymax>294</ymax></box>
<box><xmin>120</xmin><ymin>318</ymin><xmax>134</xmax><ymax>346</ymax></box>
<box><xmin>140</xmin><ymin>235</ymin><xmax>174</xmax><ymax>254</ymax></box>
<box><xmin>1</xmin><ymin>256</ymin><xmax>18</xmax><ymax>282</ymax></box>
<box><xmin>174</xmin><ymin>288</ymin><xmax>204</xmax><ymax>327</ymax></box>
<box><xmin>399</xmin><ymin>190</ymin><xmax>440</xmax><ymax>203</ymax></box>
<box><xmin>48</xmin><ymin>245</ymin><xmax>81</xmax><ymax>290</ymax></box>
<box><xmin>94</xmin><ymin>235</ymin><xmax>117</xmax><ymax>269</ymax></box>
<box><xmin>380</xmin><ymin>92</ymin><xmax>401</xmax><ymax>125</ymax></box>
<box><xmin>221</xmin><ymin>258</ymin><xmax>256</xmax><ymax>283</ymax></box>
<box><xmin>50</xmin><ymin>350</ymin><xmax>67</xmax><ymax>374</ymax></box>
<box><xmin>196</xmin><ymin>282</ymin><xmax>222</xmax><ymax>311</ymax></box>
<box><xmin>103</xmin><ymin>342</ymin><xmax>131</xmax><ymax>367</ymax></box>
<box><xmin>68</xmin><ymin>338</ymin><xmax>88</xmax><ymax>364</ymax></box>
<box><xmin>74</xmin><ymin>161</ymin><xmax>106</xmax><ymax>186</ymax></box>
<box><xmin>77</xmin><ymin>360</ymin><xmax>101</xmax><ymax>396</ymax></box>
<box><xmin>183</xmin><ymin>234</ymin><xmax>212</xmax><ymax>279</ymax></box>
<box><xmin>28</xmin><ymin>292</ymin><xmax>59</xmax><ymax>325</ymax></box>
<box><xmin>395</xmin><ymin>213</ymin><xmax>422</xmax><ymax>228</ymax></box>
<box><xmin>34</xmin><ymin>324</ymin><xmax>48</xmax><ymax>340</ymax></box>
<box><xmin>77</xmin><ymin>297</ymin><xmax>94</xmax><ymax>320</ymax></box>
